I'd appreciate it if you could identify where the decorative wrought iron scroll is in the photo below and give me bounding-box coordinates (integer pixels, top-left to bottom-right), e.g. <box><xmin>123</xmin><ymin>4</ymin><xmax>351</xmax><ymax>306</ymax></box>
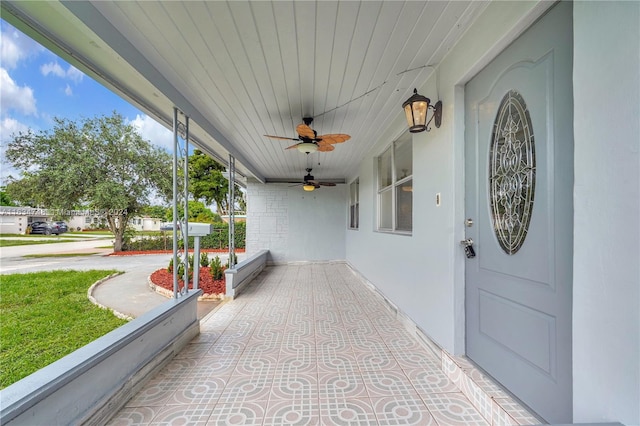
<box><xmin>489</xmin><ymin>90</ymin><xmax>536</xmax><ymax>255</ymax></box>
<box><xmin>172</xmin><ymin>108</ymin><xmax>189</xmax><ymax>297</ymax></box>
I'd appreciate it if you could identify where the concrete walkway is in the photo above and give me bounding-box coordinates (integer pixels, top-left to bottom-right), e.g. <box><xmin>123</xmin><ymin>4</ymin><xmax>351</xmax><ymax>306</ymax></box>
<box><xmin>92</xmin><ymin>267</ymin><xmax>221</xmax><ymax>320</ymax></box>
<box><xmin>91</xmin><ymin>266</ymin><xmax>168</xmax><ymax>318</ymax></box>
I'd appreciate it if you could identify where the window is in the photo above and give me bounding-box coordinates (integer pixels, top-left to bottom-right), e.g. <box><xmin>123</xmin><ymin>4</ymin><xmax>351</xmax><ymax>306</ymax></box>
<box><xmin>85</xmin><ymin>217</ymin><xmax>91</xmax><ymax>224</ymax></box>
<box><xmin>377</xmin><ymin>134</ymin><xmax>412</xmax><ymax>233</ymax></box>
<box><xmin>349</xmin><ymin>178</ymin><xmax>359</xmax><ymax>229</ymax></box>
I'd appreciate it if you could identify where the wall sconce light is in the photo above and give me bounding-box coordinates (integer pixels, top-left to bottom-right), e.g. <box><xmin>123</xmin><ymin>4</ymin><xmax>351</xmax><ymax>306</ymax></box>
<box><xmin>402</xmin><ymin>88</ymin><xmax>442</xmax><ymax>133</ymax></box>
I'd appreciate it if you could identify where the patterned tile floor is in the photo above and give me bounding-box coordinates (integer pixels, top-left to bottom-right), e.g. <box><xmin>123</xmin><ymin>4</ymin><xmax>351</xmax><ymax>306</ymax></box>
<box><xmin>108</xmin><ymin>263</ymin><xmax>491</xmax><ymax>425</ymax></box>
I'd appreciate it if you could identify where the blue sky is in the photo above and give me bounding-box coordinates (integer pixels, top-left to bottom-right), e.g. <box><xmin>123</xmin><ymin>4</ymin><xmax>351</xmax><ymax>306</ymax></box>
<box><xmin>0</xmin><ymin>20</ymin><xmax>174</xmax><ymax>185</ymax></box>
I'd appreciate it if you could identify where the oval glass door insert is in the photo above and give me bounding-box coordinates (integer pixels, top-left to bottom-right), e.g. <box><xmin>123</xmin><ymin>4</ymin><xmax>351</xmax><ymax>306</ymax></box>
<box><xmin>489</xmin><ymin>90</ymin><xmax>536</xmax><ymax>255</ymax></box>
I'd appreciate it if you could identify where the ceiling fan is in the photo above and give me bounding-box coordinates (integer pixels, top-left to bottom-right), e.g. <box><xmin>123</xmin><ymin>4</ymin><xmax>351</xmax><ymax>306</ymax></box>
<box><xmin>264</xmin><ymin>117</ymin><xmax>351</xmax><ymax>153</ymax></box>
<box><xmin>290</xmin><ymin>168</ymin><xmax>337</xmax><ymax>191</ymax></box>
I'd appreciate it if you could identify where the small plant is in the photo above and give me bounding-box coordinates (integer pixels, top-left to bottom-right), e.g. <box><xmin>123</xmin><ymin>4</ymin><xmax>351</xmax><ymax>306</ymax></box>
<box><xmin>167</xmin><ymin>257</ymin><xmax>174</xmax><ymax>273</ymax></box>
<box><xmin>200</xmin><ymin>252</ymin><xmax>210</xmax><ymax>267</ymax></box>
<box><xmin>211</xmin><ymin>255</ymin><xmax>224</xmax><ymax>280</ymax></box>
<box><xmin>188</xmin><ymin>254</ymin><xmax>194</xmax><ymax>269</ymax></box>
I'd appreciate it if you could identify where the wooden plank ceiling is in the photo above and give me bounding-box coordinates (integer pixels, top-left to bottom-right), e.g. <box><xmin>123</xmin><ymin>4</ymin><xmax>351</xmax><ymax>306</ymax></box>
<box><xmin>3</xmin><ymin>1</ymin><xmax>488</xmax><ymax>183</ymax></box>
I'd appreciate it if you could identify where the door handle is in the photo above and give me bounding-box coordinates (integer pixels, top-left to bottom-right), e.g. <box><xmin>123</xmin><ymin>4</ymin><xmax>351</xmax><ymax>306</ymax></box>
<box><xmin>460</xmin><ymin>238</ymin><xmax>476</xmax><ymax>258</ymax></box>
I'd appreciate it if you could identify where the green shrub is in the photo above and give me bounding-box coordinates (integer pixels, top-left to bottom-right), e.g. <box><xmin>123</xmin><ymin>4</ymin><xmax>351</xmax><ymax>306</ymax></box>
<box><xmin>167</xmin><ymin>257</ymin><xmax>174</xmax><ymax>272</ymax></box>
<box><xmin>121</xmin><ymin>222</ymin><xmax>246</xmax><ymax>251</ymax></box>
<box><xmin>211</xmin><ymin>256</ymin><xmax>224</xmax><ymax>280</ymax></box>
<box><xmin>200</xmin><ymin>252</ymin><xmax>210</xmax><ymax>267</ymax></box>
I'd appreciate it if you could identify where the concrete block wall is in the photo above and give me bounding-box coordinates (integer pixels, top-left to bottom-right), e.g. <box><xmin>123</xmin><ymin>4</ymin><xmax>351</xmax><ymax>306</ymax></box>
<box><xmin>246</xmin><ymin>182</ymin><xmax>289</xmax><ymax>263</ymax></box>
<box><xmin>246</xmin><ymin>180</ymin><xmax>347</xmax><ymax>263</ymax></box>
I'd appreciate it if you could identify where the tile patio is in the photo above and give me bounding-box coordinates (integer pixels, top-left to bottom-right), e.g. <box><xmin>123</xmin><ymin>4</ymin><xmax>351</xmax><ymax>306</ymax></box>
<box><xmin>107</xmin><ymin>263</ymin><xmax>536</xmax><ymax>425</ymax></box>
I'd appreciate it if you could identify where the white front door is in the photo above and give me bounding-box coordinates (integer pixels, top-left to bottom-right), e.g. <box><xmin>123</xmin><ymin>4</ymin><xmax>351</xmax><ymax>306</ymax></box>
<box><xmin>464</xmin><ymin>3</ymin><xmax>574</xmax><ymax>423</ymax></box>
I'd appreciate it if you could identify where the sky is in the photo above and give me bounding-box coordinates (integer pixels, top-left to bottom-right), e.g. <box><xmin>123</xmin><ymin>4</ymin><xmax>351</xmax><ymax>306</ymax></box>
<box><xmin>0</xmin><ymin>19</ymin><xmax>175</xmax><ymax>186</ymax></box>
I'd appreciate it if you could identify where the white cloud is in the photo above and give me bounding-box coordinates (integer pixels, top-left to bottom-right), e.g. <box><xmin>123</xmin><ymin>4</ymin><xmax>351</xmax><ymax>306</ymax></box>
<box><xmin>0</xmin><ymin>68</ymin><xmax>37</xmax><ymax>116</ymax></box>
<box><xmin>0</xmin><ymin>117</ymin><xmax>30</xmax><ymax>142</ymax></box>
<box><xmin>130</xmin><ymin>114</ymin><xmax>173</xmax><ymax>151</ymax></box>
<box><xmin>0</xmin><ymin>117</ymin><xmax>30</xmax><ymax>185</ymax></box>
<box><xmin>40</xmin><ymin>61</ymin><xmax>66</xmax><ymax>78</ymax></box>
<box><xmin>40</xmin><ymin>61</ymin><xmax>84</xmax><ymax>84</ymax></box>
<box><xmin>64</xmin><ymin>84</ymin><xmax>73</xmax><ymax>96</ymax></box>
<box><xmin>0</xmin><ymin>25</ymin><xmax>43</xmax><ymax>69</ymax></box>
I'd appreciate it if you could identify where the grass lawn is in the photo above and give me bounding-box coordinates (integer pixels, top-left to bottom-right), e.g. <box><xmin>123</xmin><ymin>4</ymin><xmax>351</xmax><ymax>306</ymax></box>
<box><xmin>0</xmin><ymin>270</ymin><xmax>127</xmax><ymax>389</ymax></box>
<box><xmin>0</xmin><ymin>233</ymin><xmax>85</xmax><ymax>238</ymax></box>
<box><xmin>0</xmin><ymin>239</ymin><xmax>76</xmax><ymax>247</ymax></box>
<box><xmin>22</xmin><ymin>253</ymin><xmax>102</xmax><ymax>258</ymax></box>
<box><xmin>0</xmin><ymin>233</ymin><xmax>46</xmax><ymax>238</ymax></box>
<box><xmin>67</xmin><ymin>231</ymin><xmax>113</xmax><ymax>236</ymax></box>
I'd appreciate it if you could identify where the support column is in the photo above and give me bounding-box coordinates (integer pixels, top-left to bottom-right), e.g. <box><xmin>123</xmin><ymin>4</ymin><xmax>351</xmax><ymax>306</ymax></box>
<box><xmin>182</xmin><ymin>116</ymin><xmax>190</xmax><ymax>292</ymax></box>
<box><xmin>228</xmin><ymin>155</ymin><xmax>236</xmax><ymax>268</ymax></box>
<box><xmin>172</xmin><ymin>108</ymin><xmax>179</xmax><ymax>298</ymax></box>
<box><xmin>172</xmin><ymin>108</ymin><xmax>190</xmax><ymax>298</ymax></box>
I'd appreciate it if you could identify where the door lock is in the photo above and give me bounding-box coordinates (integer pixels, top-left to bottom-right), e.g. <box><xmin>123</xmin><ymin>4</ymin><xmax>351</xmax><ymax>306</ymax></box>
<box><xmin>460</xmin><ymin>238</ymin><xmax>476</xmax><ymax>258</ymax></box>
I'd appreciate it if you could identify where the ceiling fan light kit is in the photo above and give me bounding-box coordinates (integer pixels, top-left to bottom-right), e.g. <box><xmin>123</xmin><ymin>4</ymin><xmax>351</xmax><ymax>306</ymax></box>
<box><xmin>296</xmin><ymin>142</ymin><xmax>318</xmax><ymax>154</ymax></box>
<box><xmin>288</xmin><ymin>168</ymin><xmax>337</xmax><ymax>191</ymax></box>
<box><xmin>402</xmin><ymin>88</ymin><xmax>443</xmax><ymax>133</ymax></box>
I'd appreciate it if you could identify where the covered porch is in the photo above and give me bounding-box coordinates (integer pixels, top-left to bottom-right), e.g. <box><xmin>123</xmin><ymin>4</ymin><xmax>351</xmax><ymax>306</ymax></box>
<box><xmin>1</xmin><ymin>0</ymin><xmax>638</xmax><ymax>424</ymax></box>
<box><xmin>108</xmin><ymin>263</ymin><xmax>538</xmax><ymax>425</ymax></box>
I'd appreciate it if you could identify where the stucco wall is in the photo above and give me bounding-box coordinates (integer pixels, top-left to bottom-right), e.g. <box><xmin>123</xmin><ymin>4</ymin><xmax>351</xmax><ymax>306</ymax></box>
<box><xmin>345</xmin><ymin>1</ymin><xmax>547</xmax><ymax>354</ymax></box>
<box><xmin>572</xmin><ymin>2</ymin><xmax>640</xmax><ymax>424</ymax></box>
<box><xmin>246</xmin><ymin>181</ymin><xmax>346</xmax><ymax>263</ymax></box>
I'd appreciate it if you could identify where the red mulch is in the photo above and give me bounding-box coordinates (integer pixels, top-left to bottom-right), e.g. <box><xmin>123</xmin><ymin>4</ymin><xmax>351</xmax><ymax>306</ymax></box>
<box><xmin>150</xmin><ymin>267</ymin><xmax>225</xmax><ymax>295</ymax></box>
<box><xmin>110</xmin><ymin>248</ymin><xmax>245</xmax><ymax>256</ymax></box>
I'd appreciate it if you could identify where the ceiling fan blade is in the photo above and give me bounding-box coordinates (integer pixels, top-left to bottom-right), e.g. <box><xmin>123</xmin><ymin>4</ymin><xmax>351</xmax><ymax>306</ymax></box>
<box><xmin>264</xmin><ymin>134</ymin><xmax>300</xmax><ymax>141</ymax></box>
<box><xmin>317</xmin><ymin>143</ymin><xmax>335</xmax><ymax>152</ymax></box>
<box><xmin>317</xmin><ymin>133</ymin><xmax>351</xmax><ymax>144</ymax></box>
<box><xmin>285</xmin><ymin>143</ymin><xmax>301</xmax><ymax>150</ymax></box>
<box><xmin>308</xmin><ymin>179</ymin><xmax>336</xmax><ymax>187</ymax></box>
<box><xmin>296</xmin><ymin>123</ymin><xmax>316</xmax><ymax>139</ymax></box>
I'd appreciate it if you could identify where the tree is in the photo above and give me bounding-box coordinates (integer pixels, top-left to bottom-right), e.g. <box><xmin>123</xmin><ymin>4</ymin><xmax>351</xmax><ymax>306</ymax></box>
<box><xmin>140</xmin><ymin>204</ymin><xmax>169</xmax><ymax>219</ymax></box>
<box><xmin>5</xmin><ymin>113</ymin><xmax>172</xmax><ymax>251</ymax></box>
<box><xmin>165</xmin><ymin>200</ymin><xmax>222</xmax><ymax>223</ymax></box>
<box><xmin>0</xmin><ymin>188</ymin><xmax>16</xmax><ymax>206</ymax></box>
<box><xmin>188</xmin><ymin>149</ymin><xmax>244</xmax><ymax>215</ymax></box>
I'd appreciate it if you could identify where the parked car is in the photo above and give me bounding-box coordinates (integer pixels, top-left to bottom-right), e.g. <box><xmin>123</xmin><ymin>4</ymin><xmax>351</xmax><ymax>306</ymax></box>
<box><xmin>29</xmin><ymin>221</ymin><xmax>56</xmax><ymax>235</ymax></box>
<box><xmin>54</xmin><ymin>221</ymin><xmax>69</xmax><ymax>233</ymax></box>
<box><xmin>159</xmin><ymin>222</ymin><xmax>180</xmax><ymax>232</ymax></box>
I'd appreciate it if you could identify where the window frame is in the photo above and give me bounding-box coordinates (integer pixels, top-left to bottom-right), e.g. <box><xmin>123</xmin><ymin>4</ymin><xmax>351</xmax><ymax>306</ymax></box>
<box><xmin>376</xmin><ymin>134</ymin><xmax>413</xmax><ymax>234</ymax></box>
<box><xmin>348</xmin><ymin>178</ymin><xmax>359</xmax><ymax>230</ymax></box>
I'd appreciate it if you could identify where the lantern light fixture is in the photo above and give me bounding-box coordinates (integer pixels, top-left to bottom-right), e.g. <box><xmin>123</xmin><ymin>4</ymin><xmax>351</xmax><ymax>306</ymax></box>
<box><xmin>402</xmin><ymin>88</ymin><xmax>442</xmax><ymax>133</ymax></box>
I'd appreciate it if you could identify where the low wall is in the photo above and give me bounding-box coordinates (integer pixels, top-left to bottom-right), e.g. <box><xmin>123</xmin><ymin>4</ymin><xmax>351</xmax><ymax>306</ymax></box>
<box><xmin>225</xmin><ymin>249</ymin><xmax>269</xmax><ymax>298</ymax></box>
<box><xmin>0</xmin><ymin>290</ymin><xmax>201</xmax><ymax>425</ymax></box>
